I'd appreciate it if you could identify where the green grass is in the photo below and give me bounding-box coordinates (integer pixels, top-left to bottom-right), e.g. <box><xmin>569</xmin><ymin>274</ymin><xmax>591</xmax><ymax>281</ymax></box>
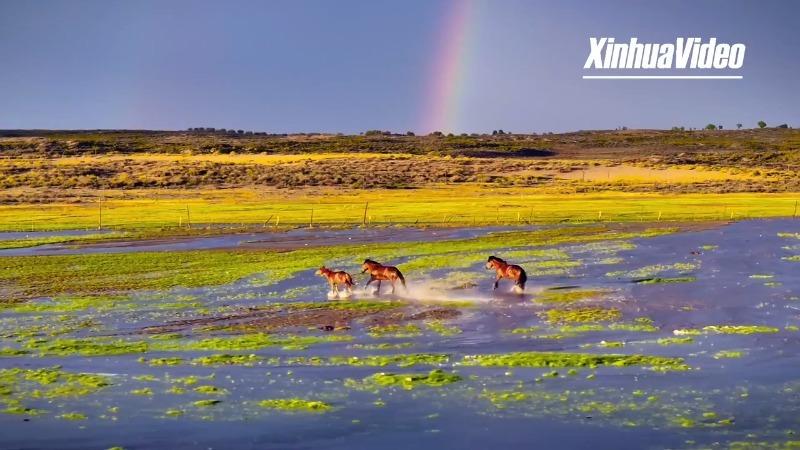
<box><xmin>1</xmin><ymin>189</ymin><xmax>799</xmax><ymax>231</ymax></box>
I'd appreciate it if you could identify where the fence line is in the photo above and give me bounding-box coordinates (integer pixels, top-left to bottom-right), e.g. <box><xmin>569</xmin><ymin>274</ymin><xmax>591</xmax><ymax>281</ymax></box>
<box><xmin>2</xmin><ymin>198</ymin><xmax>798</xmax><ymax>232</ymax></box>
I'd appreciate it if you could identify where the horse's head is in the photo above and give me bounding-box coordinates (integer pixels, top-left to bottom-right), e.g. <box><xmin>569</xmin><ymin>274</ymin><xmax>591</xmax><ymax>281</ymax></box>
<box><xmin>362</xmin><ymin>259</ymin><xmax>377</xmax><ymax>273</ymax></box>
<box><xmin>315</xmin><ymin>266</ymin><xmax>327</xmax><ymax>276</ymax></box>
<box><xmin>486</xmin><ymin>256</ymin><xmax>504</xmax><ymax>269</ymax></box>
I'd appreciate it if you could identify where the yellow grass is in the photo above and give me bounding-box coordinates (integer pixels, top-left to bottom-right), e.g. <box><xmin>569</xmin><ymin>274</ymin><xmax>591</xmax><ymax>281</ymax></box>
<box><xmin>1</xmin><ymin>186</ymin><xmax>797</xmax><ymax>231</ymax></box>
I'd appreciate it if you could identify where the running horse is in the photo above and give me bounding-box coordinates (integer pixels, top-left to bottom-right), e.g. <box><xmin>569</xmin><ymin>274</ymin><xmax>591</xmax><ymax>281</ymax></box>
<box><xmin>485</xmin><ymin>256</ymin><xmax>527</xmax><ymax>293</ymax></box>
<box><xmin>315</xmin><ymin>266</ymin><xmax>355</xmax><ymax>297</ymax></box>
<box><xmin>361</xmin><ymin>259</ymin><xmax>406</xmax><ymax>294</ymax></box>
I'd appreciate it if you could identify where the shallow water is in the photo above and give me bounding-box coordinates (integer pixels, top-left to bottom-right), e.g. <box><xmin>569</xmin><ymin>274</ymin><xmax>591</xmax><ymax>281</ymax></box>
<box><xmin>1</xmin><ymin>219</ymin><xmax>799</xmax><ymax>449</ymax></box>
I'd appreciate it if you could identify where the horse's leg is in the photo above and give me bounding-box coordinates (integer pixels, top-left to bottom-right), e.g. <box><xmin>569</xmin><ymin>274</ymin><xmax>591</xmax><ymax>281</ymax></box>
<box><xmin>391</xmin><ymin>279</ymin><xmax>396</xmax><ymax>294</ymax></box>
<box><xmin>376</xmin><ymin>280</ymin><xmax>382</xmax><ymax>294</ymax></box>
<box><xmin>364</xmin><ymin>276</ymin><xmax>374</xmax><ymax>292</ymax></box>
<box><xmin>493</xmin><ymin>275</ymin><xmax>501</xmax><ymax>290</ymax></box>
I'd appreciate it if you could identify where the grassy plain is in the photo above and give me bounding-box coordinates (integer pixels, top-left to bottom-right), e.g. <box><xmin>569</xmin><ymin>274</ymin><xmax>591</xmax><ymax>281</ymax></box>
<box><xmin>0</xmin><ymin>128</ymin><xmax>798</xmax><ymax>232</ymax></box>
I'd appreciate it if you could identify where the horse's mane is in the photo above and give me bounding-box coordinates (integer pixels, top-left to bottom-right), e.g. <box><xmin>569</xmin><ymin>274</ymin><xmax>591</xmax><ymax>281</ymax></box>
<box><xmin>487</xmin><ymin>255</ymin><xmax>506</xmax><ymax>264</ymax></box>
<box><xmin>363</xmin><ymin>258</ymin><xmax>378</xmax><ymax>264</ymax></box>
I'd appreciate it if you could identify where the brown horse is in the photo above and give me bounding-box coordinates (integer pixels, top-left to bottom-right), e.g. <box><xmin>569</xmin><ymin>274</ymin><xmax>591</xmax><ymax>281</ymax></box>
<box><xmin>316</xmin><ymin>266</ymin><xmax>355</xmax><ymax>296</ymax></box>
<box><xmin>361</xmin><ymin>259</ymin><xmax>406</xmax><ymax>294</ymax></box>
<box><xmin>485</xmin><ymin>256</ymin><xmax>527</xmax><ymax>293</ymax></box>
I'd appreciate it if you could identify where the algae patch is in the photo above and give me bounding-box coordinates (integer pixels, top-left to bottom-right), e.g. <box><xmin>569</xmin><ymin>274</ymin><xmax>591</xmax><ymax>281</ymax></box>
<box><xmin>347</xmin><ymin>369</ymin><xmax>461</xmax><ymax>390</ymax></box>
<box><xmin>461</xmin><ymin>352</ymin><xmax>688</xmax><ymax>371</ymax></box>
<box><xmin>258</xmin><ymin>398</ymin><xmax>332</xmax><ymax>412</ymax></box>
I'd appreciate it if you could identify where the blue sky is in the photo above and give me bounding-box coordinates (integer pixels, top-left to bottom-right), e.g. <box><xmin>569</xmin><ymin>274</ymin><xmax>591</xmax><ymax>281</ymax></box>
<box><xmin>1</xmin><ymin>0</ymin><xmax>798</xmax><ymax>133</ymax></box>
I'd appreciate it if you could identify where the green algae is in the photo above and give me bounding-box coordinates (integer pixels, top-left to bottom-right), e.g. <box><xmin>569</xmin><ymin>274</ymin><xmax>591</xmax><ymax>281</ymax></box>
<box><xmin>703</xmin><ymin>325</ymin><xmax>780</xmax><ymax>335</ymax></box>
<box><xmin>461</xmin><ymin>351</ymin><xmax>689</xmax><ymax>371</ymax></box>
<box><xmin>609</xmin><ymin>317</ymin><xmax>659</xmax><ymax>332</ymax></box>
<box><xmin>783</xmin><ymin>255</ymin><xmax>800</xmax><ymax>262</ymax></box>
<box><xmin>729</xmin><ymin>440</ymin><xmax>800</xmax><ymax>449</ymax></box>
<box><xmin>512</xmin><ymin>318</ymin><xmax>657</xmax><ymax>337</ymax></box>
<box><xmin>673</xmin><ymin>328</ymin><xmax>703</xmax><ymax>336</ymax></box>
<box><xmin>194</xmin><ymin>385</ymin><xmax>228</xmax><ymax>395</ymax></box>
<box><xmin>426</xmin><ymin>321</ymin><xmax>462</xmax><ymax>336</ymax></box>
<box><xmin>509</xmin><ymin>326</ymin><xmax>542</xmax><ymax>335</ymax></box>
<box><xmin>714</xmin><ymin>350</ymin><xmax>745</xmax><ymax>359</ymax></box>
<box><xmin>2</xmin><ymin>404</ymin><xmax>46</xmax><ymax>416</ymax></box>
<box><xmin>139</xmin><ymin>357</ymin><xmax>184</xmax><ymax>366</ymax></box>
<box><xmin>193</xmin><ymin>399</ymin><xmax>222</xmax><ymax>407</ymax></box>
<box><xmin>750</xmin><ymin>274</ymin><xmax>775</xmax><ymax>279</ymax></box>
<box><xmin>191</xmin><ymin>354</ymin><xmax>263</xmax><ymax>366</ymax></box>
<box><xmin>348</xmin><ymin>342</ymin><xmax>414</xmax><ymax>350</ymax></box>
<box><xmin>58</xmin><ymin>412</ymin><xmax>87</xmax><ymax>420</ymax></box>
<box><xmin>596</xmin><ymin>341</ymin><xmax>624</xmax><ymax>348</ymax></box>
<box><xmin>133</xmin><ymin>374</ymin><xmax>157</xmax><ymax>382</ymax></box>
<box><xmin>347</xmin><ymin>369</ymin><xmax>461</xmax><ymax>390</ymax></box>
<box><xmin>606</xmin><ymin>262</ymin><xmax>698</xmax><ymax>279</ymax></box>
<box><xmin>258</xmin><ymin>398</ymin><xmax>332</xmax><ymax>412</ymax></box>
<box><xmin>543</xmin><ymin>307</ymin><xmax>622</xmax><ymax>324</ymax></box>
<box><xmin>285</xmin><ymin>353</ymin><xmax>449</xmax><ymax>367</ymax></box>
<box><xmin>367</xmin><ymin>324</ymin><xmax>422</xmax><ymax>338</ymax></box>
<box><xmin>0</xmin><ymin>348</ymin><xmax>28</xmax><ymax>357</ymax></box>
<box><xmin>130</xmin><ymin>388</ymin><xmax>153</xmax><ymax>396</ymax></box>
<box><xmin>535</xmin><ymin>288</ymin><xmax>611</xmax><ymax>304</ymax></box>
<box><xmin>777</xmin><ymin>232</ymin><xmax>800</xmax><ymax>239</ymax></box>
<box><xmin>11</xmin><ymin>294</ymin><xmax>132</xmax><ymax>313</ymax></box>
<box><xmin>634</xmin><ymin>277</ymin><xmax>697</xmax><ymax>285</ymax></box>
<box><xmin>24</xmin><ymin>337</ymin><xmax>148</xmax><ymax>357</ymax></box>
<box><xmin>657</xmin><ymin>337</ymin><xmax>695</xmax><ymax>346</ymax></box>
<box><xmin>155</xmin><ymin>333</ymin><xmax>352</xmax><ymax>352</ymax></box>
<box><xmin>0</xmin><ymin>367</ymin><xmax>111</xmax><ymax>400</ymax></box>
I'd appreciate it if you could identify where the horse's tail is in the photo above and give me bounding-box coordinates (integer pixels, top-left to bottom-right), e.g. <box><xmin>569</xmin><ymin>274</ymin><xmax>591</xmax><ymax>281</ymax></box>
<box><xmin>346</xmin><ymin>273</ymin><xmax>356</xmax><ymax>286</ymax></box>
<box><xmin>517</xmin><ymin>269</ymin><xmax>527</xmax><ymax>290</ymax></box>
<box><xmin>396</xmin><ymin>271</ymin><xmax>407</xmax><ymax>289</ymax></box>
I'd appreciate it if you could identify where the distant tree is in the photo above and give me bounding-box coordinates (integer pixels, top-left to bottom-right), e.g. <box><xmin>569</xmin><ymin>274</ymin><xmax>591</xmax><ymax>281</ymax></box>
<box><xmin>777</xmin><ymin>124</ymin><xmax>789</xmax><ymax>129</ymax></box>
<box><xmin>736</xmin><ymin>123</ymin><xmax>742</xmax><ymax>129</ymax></box>
<box><xmin>237</xmin><ymin>130</ymin><xmax>244</xmax><ymax>134</ymax></box>
<box><xmin>718</xmin><ymin>125</ymin><xmax>723</xmax><ymax>130</ymax></box>
<box><xmin>364</xmin><ymin>130</ymin><xmax>384</xmax><ymax>136</ymax></box>
<box><xmin>406</xmin><ymin>131</ymin><xmax>415</xmax><ymax>136</ymax></box>
<box><xmin>491</xmin><ymin>130</ymin><xmax>498</xmax><ymax>135</ymax></box>
<box><xmin>429</xmin><ymin>131</ymin><xmax>443</xmax><ymax>137</ymax></box>
<box><xmin>758</xmin><ymin>120</ymin><xmax>767</xmax><ymax>128</ymax></box>
<box><xmin>621</xmin><ymin>126</ymin><xmax>628</xmax><ymax>131</ymax></box>
<box><xmin>705</xmin><ymin>124</ymin><xmax>717</xmax><ymax>130</ymax></box>
<box><xmin>497</xmin><ymin>129</ymin><xmax>505</xmax><ymax>135</ymax></box>
<box><xmin>447</xmin><ymin>133</ymin><xmax>454</xmax><ymax>137</ymax></box>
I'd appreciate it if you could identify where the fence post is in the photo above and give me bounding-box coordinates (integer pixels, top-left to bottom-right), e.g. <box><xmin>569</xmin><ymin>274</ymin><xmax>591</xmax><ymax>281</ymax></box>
<box><xmin>362</xmin><ymin>202</ymin><xmax>369</xmax><ymax>226</ymax></box>
<box><xmin>309</xmin><ymin>208</ymin><xmax>314</xmax><ymax>228</ymax></box>
<box><xmin>186</xmin><ymin>205</ymin><xmax>191</xmax><ymax>229</ymax></box>
<box><xmin>794</xmin><ymin>200</ymin><xmax>798</xmax><ymax>219</ymax></box>
<box><xmin>97</xmin><ymin>200</ymin><xmax>102</xmax><ymax>230</ymax></box>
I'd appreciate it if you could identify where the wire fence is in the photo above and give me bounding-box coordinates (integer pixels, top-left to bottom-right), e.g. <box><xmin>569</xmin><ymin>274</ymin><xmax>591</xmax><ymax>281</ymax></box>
<box><xmin>2</xmin><ymin>198</ymin><xmax>798</xmax><ymax>232</ymax></box>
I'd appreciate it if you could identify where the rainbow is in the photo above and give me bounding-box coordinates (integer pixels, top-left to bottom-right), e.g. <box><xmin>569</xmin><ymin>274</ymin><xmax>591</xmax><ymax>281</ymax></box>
<box><xmin>420</xmin><ymin>0</ymin><xmax>474</xmax><ymax>134</ymax></box>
